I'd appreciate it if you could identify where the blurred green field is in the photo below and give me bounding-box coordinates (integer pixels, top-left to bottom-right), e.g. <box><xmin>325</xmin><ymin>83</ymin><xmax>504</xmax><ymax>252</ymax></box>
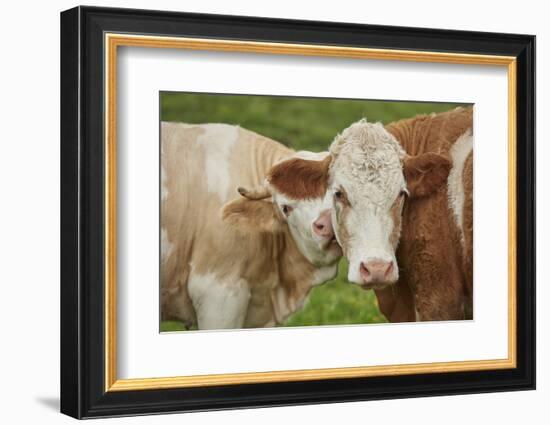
<box><xmin>160</xmin><ymin>92</ymin><xmax>467</xmax><ymax>331</ymax></box>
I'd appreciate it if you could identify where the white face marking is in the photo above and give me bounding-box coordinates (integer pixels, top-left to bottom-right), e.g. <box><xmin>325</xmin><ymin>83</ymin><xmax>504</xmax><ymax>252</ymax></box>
<box><xmin>329</xmin><ymin>120</ymin><xmax>405</xmax><ymax>286</ymax></box>
<box><xmin>160</xmin><ymin>227</ymin><xmax>174</xmax><ymax>264</ymax></box>
<box><xmin>196</xmin><ymin>124</ymin><xmax>239</xmax><ymax>202</ymax></box>
<box><xmin>271</xmin><ymin>190</ymin><xmax>341</xmax><ymax>267</ymax></box>
<box><xmin>187</xmin><ymin>267</ymin><xmax>251</xmax><ymax>330</ymax></box>
<box><xmin>447</xmin><ymin>129</ymin><xmax>473</xmax><ymax>246</ymax></box>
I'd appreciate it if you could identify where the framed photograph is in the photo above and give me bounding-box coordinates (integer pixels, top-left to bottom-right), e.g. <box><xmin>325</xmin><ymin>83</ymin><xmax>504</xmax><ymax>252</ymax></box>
<box><xmin>60</xmin><ymin>6</ymin><xmax>535</xmax><ymax>419</ymax></box>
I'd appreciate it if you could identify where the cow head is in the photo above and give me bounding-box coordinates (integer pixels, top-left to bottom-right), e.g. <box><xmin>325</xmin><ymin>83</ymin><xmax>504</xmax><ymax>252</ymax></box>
<box><xmin>328</xmin><ymin>119</ymin><xmax>451</xmax><ymax>288</ymax></box>
<box><xmin>222</xmin><ymin>152</ymin><xmax>342</xmax><ymax>267</ymax></box>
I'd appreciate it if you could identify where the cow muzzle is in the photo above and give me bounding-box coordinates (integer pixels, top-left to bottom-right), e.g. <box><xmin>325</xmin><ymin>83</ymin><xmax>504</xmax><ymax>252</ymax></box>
<box><xmin>313</xmin><ymin>209</ymin><xmax>335</xmax><ymax>240</ymax></box>
<box><xmin>359</xmin><ymin>259</ymin><xmax>396</xmax><ymax>287</ymax></box>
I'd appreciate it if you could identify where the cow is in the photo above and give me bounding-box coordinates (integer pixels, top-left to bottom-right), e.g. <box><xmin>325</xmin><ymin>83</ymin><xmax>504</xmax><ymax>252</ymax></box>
<box><xmin>374</xmin><ymin>108</ymin><xmax>473</xmax><ymax>322</ymax></box>
<box><xmin>160</xmin><ymin>122</ymin><xmax>342</xmax><ymax>330</ymax></box>
<box><xmin>280</xmin><ymin>107</ymin><xmax>473</xmax><ymax>321</ymax></box>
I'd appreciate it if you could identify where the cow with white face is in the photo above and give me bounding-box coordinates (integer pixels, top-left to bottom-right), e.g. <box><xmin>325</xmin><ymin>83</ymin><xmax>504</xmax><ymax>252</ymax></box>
<box><xmin>297</xmin><ymin>108</ymin><xmax>473</xmax><ymax>321</ymax></box>
<box><xmin>327</xmin><ymin>121</ymin><xmax>409</xmax><ymax>288</ymax></box>
<box><xmin>161</xmin><ymin>122</ymin><xmax>341</xmax><ymax>330</ymax></box>
<box><xmin>230</xmin><ymin>151</ymin><xmax>338</xmax><ymax>268</ymax></box>
<box><xmin>328</xmin><ymin>119</ymin><xmax>452</xmax><ymax>288</ymax></box>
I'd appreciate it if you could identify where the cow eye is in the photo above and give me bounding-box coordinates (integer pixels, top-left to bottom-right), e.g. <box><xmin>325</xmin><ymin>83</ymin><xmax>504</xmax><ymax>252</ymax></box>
<box><xmin>281</xmin><ymin>205</ymin><xmax>293</xmax><ymax>216</ymax></box>
<box><xmin>334</xmin><ymin>188</ymin><xmax>349</xmax><ymax>206</ymax></box>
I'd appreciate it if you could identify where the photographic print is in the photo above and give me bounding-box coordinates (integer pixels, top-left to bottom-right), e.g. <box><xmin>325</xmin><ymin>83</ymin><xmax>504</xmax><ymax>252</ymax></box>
<box><xmin>159</xmin><ymin>93</ymin><xmax>472</xmax><ymax>331</ymax></box>
<box><xmin>61</xmin><ymin>7</ymin><xmax>534</xmax><ymax>417</ymax></box>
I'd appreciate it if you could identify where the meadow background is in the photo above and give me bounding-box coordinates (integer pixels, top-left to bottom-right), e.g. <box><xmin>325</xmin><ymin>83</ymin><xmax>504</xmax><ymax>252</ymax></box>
<box><xmin>160</xmin><ymin>92</ymin><xmax>467</xmax><ymax>331</ymax></box>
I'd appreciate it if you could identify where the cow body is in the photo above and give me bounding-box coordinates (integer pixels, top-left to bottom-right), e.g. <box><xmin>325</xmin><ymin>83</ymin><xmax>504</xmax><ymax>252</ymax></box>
<box><xmin>161</xmin><ymin>122</ymin><xmax>340</xmax><ymax>330</ymax></box>
<box><xmin>375</xmin><ymin>107</ymin><xmax>473</xmax><ymax>321</ymax></box>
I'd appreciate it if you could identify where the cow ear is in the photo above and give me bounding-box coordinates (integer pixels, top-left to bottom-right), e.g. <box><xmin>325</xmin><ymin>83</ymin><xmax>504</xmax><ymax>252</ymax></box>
<box><xmin>268</xmin><ymin>155</ymin><xmax>331</xmax><ymax>200</ymax></box>
<box><xmin>222</xmin><ymin>198</ymin><xmax>283</xmax><ymax>233</ymax></box>
<box><xmin>403</xmin><ymin>152</ymin><xmax>452</xmax><ymax>198</ymax></box>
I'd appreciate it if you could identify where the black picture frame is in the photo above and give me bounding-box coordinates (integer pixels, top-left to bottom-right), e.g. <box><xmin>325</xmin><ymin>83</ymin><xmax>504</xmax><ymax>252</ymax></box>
<box><xmin>60</xmin><ymin>5</ymin><xmax>535</xmax><ymax>419</ymax></box>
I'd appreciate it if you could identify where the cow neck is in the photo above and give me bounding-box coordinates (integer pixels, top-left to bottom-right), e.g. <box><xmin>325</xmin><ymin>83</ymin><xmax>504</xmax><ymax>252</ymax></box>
<box><xmin>266</xmin><ymin>226</ymin><xmax>319</xmax><ymax>324</ymax></box>
<box><xmin>386</xmin><ymin>106</ymin><xmax>473</xmax><ymax>157</ymax></box>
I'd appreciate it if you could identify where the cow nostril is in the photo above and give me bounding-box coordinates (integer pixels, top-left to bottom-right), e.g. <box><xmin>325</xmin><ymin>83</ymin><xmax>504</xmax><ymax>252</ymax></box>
<box><xmin>385</xmin><ymin>262</ymin><xmax>394</xmax><ymax>278</ymax></box>
<box><xmin>360</xmin><ymin>262</ymin><xmax>370</xmax><ymax>277</ymax></box>
<box><xmin>313</xmin><ymin>221</ymin><xmax>327</xmax><ymax>236</ymax></box>
<box><xmin>360</xmin><ymin>260</ymin><xmax>394</xmax><ymax>284</ymax></box>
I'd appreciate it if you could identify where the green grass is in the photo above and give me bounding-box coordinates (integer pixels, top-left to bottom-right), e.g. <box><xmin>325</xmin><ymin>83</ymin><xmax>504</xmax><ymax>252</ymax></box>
<box><xmin>160</xmin><ymin>320</ymin><xmax>188</xmax><ymax>332</ymax></box>
<box><xmin>160</xmin><ymin>92</ymin><xmax>467</xmax><ymax>330</ymax></box>
<box><xmin>284</xmin><ymin>258</ymin><xmax>387</xmax><ymax>326</ymax></box>
<box><xmin>161</xmin><ymin>92</ymin><xmax>466</xmax><ymax>152</ymax></box>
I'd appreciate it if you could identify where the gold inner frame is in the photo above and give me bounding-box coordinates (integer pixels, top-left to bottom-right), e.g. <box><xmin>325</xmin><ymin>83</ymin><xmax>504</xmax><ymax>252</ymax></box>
<box><xmin>104</xmin><ymin>33</ymin><xmax>517</xmax><ymax>392</ymax></box>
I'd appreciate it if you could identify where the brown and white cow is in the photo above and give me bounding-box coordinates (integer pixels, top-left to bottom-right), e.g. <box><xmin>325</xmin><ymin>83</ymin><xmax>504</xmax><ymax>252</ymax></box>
<box><xmin>375</xmin><ymin>108</ymin><xmax>473</xmax><ymax>321</ymax></box>
<box><xmin>160</xmin><ymin>122</ymin><xmax>341</xmax><ymax>330</ymax></box>
<box><xmin>285</xmin><ymin>107</ymin><xmax>473</xmax><ymax>321</ymax></box>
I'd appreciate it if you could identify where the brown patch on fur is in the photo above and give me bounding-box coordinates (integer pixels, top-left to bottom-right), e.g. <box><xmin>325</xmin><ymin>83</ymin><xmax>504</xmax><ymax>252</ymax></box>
<box><xmin>375</xmin><ymin>107</ymin><xmax>474</xmax><ymax>322</ymax></box>
<box><xmin>222</xmin><ymin>198</ymin><xmax>283</xmax><ymax>234</ymax></box>
<box><xmin>389</xmin><ymin>194</ymin><xmax>405</xmax><ymax>248</ymax></box>
<box><xmin>462</xmin><ymin>152</ymin><xmax>474</xmax><ymax>305</ymax></box>
<box><xmin>268</xmin><ymin>155</ymin><xmax>331</xmax><ymax>200</ymax></box>
<box><xmin>387</xmin><ymin>106</ymin><xmax>473</xmax><ymax>157</ymax></box>
<box><xmin>403</xmin><ymin>152</ymin><xmax>452</xmax><ymax>198</ymax></box>
<box><xmin>398</xmin><ymin>190</ymin><xmax>466</xmax><ymax>321</ymax></box>
<box><xmin>375</xmin><ymin>280</ymin><xmax>415</xmax><ymax>322</ymax></box>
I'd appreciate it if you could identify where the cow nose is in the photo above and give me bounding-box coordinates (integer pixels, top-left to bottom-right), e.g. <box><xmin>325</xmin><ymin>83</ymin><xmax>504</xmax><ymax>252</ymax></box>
<box><xmin>359</xmin><ymin>260</ymin><xmax>394</xmax><ymax>284</ymax></box>
<box><xmin>312</xmin><ymin>210</ymin><xmax>334</xmax><ymax>239</ymax></box>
